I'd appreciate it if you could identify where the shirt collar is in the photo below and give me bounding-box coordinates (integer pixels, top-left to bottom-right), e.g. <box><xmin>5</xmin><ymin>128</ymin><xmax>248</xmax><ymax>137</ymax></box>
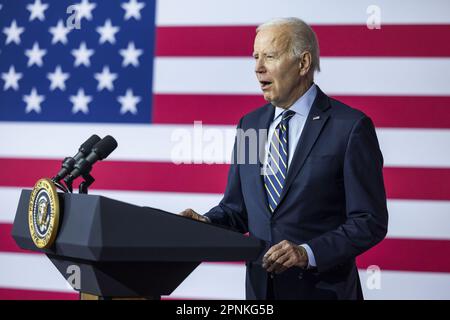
<box><xmin>273</xmin><ymin>83</ymin><xmax>317</xmax><ymax>120</ymax></box>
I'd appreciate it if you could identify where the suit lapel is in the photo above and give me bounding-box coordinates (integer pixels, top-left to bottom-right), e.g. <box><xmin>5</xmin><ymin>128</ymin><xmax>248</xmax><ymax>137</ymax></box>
<box><xmin>273</xmin><ymin>87</ymin><xmax>331</xmax><ymax>214</ymax></box>
<box><xmin>253</xmin><ymin>104</ymin><xmax>275</xmax><ymax>217</ymax></box>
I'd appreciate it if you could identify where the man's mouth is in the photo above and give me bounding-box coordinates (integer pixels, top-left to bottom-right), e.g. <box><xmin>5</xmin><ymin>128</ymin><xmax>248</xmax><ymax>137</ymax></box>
<box><xmin>259</xmin><ymin>81</ymin><xmax>272</xmax><ymax>90</ymax></box>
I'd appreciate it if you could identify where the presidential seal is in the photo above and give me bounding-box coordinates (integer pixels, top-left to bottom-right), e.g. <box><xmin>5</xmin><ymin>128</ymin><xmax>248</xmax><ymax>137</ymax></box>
<box><xmin>28</xmin><ymin>178</ymin><xmax>60</xmax><ymax>249</ymax></box>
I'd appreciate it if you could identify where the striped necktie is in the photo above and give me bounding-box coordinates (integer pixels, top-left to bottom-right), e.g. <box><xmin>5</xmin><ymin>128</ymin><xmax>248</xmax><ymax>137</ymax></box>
<box><xmin>264</xmin><ymin>110</ymin><xmax>296</xmax><ymax>212</ymax></box>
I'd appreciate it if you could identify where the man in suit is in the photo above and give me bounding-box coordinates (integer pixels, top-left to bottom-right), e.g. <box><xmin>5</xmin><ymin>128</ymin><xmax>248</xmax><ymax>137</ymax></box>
<box><xmin>180</xmin><ymin>17</ymin><xmax>388</xmax><ymax>300</ymax></box>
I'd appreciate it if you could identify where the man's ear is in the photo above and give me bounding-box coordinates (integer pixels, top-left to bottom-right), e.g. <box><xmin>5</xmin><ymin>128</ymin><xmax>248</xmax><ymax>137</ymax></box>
<box><xmin>299</xmin><ymin>51</ymin><xmax>312</xmax><ymax>77</ymax></box>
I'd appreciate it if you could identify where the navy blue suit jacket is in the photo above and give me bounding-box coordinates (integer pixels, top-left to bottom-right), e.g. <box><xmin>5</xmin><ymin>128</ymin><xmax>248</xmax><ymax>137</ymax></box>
<box><xmin>204</xmin><ymin>87</ymin><xmax>388</xmax><ymax>300</ymax></box>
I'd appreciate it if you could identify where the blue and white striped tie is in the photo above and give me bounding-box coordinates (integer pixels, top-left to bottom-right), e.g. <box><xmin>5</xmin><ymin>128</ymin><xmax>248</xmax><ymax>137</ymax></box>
<box><xmin>264</xmin><ymin>110</ymin><xmax>295</xmax><ymax>212</ymax></box>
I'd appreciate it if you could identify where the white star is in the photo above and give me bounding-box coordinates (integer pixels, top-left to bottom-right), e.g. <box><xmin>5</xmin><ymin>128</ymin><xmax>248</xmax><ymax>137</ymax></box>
<box><xmin>96</xmin><ymin>19</ymin><xmax>120</xmax><ymax>44</ymax></box>
<box><xmin>25</xmin><ymin>42</ymin><xmax>47</xmax><ymax>67</ymax></box>
<box><xmin>119</xmin><ymin>42</ymin><xmax>143</xmax><ymax>67</ymax></box>
<box><xmin>121</xmin><ymin>0</ymin><xmax>145</xmax><ymax>20</ymax></box>
<box><xmin>71</xmin><ymin>42</ymin><xmax>95</xmax><ymax>67</ymax></box>
<box><xmin>47</xmin><ymin>66</ymin><xmax>70</xmax><ymax>91</ymax></box>
<box><xmin>2</xmin><ymin>66</ymin><xmax>23</xmax><ymax>91</ymax></box>
<box><xmin>74</xmin><ymin>0</ymin><xmax>96</xmax><ymax>21</ymax></box>
<box><xmin>26</xmin><ymin>0</ymin><xmax>49</xmax><ymax>21</ymax></box>
<box><xmin>49</xmin><ymin>20</ymin><xmax>71</xmax><ymax>45</ymax></box>
<box><xmin>118</xmin><ymin>89</ymin><xmax>141</xmax><ymax>115</ymax></box>
<box><xmin>23</xmin><ymin>88</ymin><xmax>45</xmax><ymax>114</ymax></box>
<box><xmin>94</xmin><ymin>66</ymin><xmax>117</xmax><ymax>91</ymax></box>
<box><xmin>3</xmin><ymin>20</ymin><xmax>25</xmax><ymax>45</ymax></box>
<box><xmin>70</xmin><ymin>89</ymin><xmax>92</xmax><ymax>114</ymax></box>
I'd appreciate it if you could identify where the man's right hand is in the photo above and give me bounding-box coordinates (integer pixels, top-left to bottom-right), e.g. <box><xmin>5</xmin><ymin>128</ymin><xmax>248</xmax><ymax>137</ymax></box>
<box><xmin>179</xmin><ymin>208</ymin><xmax>210</xmax><ymax>223</ymax></box>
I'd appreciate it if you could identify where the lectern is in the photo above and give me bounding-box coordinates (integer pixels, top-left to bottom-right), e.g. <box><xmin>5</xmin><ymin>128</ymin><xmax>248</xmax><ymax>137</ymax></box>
<box><xmin>12</xmin><ymin>190</ymin><xmax>264</xmax><ymax>299</ymax></box>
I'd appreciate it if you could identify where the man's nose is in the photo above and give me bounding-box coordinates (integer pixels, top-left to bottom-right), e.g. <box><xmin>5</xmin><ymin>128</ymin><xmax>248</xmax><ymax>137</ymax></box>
<box><xmin>255</xmin><ymin>58</ymin><xmax>266</xmax><ymax>73</ymax></box>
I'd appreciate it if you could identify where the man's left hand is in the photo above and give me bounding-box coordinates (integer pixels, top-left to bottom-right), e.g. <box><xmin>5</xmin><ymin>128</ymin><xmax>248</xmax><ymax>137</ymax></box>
<box><xmin>263</xmin><ymin>240</ymin><xmax>308</xmax><ymax>274</ymax></box>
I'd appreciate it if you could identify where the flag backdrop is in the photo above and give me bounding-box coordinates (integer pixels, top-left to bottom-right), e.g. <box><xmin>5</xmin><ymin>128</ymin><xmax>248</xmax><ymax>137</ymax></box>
<box><xmin>1</xmin><ymin>0</ymin><xmax>450</xmax><ymax>300</ymax></box>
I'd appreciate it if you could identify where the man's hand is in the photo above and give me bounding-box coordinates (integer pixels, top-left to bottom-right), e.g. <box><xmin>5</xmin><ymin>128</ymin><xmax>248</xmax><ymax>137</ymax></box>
<box><xmin>263</xmin><ymin>240</ymin><xmax>308</xmax><ymax>274</ymax></box>
<box><xmin>179</xmin><ymin>208</ymin><xmax>210</xmax><ymax>223</ymax></box>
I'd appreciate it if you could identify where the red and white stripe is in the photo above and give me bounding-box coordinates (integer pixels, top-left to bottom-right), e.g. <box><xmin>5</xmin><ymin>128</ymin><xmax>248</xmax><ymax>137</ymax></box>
<box><xmin>1</xmin><ymin>0</ymin><xmax>450</xmax><ymax>300</ymax></box>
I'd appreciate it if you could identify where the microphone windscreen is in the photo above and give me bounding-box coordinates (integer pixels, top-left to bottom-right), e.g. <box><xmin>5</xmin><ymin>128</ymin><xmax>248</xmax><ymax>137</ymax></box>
<box><xmin>79</xmin><ymin>134</ymin><xmax>101</xmax><ymax>154</ymax></box>
<box><xmin>92</xmin><ymin>135</ymin><xmax>118</xmax><ymax>160</ymax></box>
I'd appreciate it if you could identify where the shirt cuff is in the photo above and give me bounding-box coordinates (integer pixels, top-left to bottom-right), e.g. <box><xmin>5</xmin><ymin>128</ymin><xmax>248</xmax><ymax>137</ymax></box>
<box><xmin>300</xmin><ymin>244</ymin><xmax>317</xmax><ymax>268</ymax></box>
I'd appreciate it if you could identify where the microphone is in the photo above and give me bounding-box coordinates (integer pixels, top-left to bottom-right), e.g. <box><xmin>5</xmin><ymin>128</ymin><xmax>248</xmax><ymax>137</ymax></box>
<box><xmin>52</xmin><ymin>134</ymin><xmax>101</xmax><ymax>182</ymax></box>
<box><xmin>64</xmin><ymin>135</ymin><xmax>118</xmax><ymax>184</ymax></box>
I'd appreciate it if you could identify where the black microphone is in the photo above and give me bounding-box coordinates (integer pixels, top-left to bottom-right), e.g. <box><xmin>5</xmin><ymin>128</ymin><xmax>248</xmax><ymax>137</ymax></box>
<box><xmin>52</xmin><ymin>134</ymin><xmax>101</xmax><ymax>182</ymax></box>
<box><xmin>64</xmin><ymin>135</ymin><xmax>118</xmax><ymax>184</ymax></box>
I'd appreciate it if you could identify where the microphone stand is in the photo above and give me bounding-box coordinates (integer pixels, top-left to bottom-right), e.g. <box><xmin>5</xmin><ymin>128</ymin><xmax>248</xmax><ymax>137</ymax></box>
<box><xmin>78</xmin><ymin>173</ymin><xmax>95</xmax><ymax>194</ymax></box>
<box><xmin>51</xmin><ymin>178</ymin><xmax>70</xmax><ymax>193</ymax></box>
<box><xmin>62</xmin><ymin>173</ymin><xmax>95</xmax><ymax>194</ymax></box>
<box><xmin>64</xmin><ymin>179</ymin><xmax>73</xmax><ymax>194</ymax></box>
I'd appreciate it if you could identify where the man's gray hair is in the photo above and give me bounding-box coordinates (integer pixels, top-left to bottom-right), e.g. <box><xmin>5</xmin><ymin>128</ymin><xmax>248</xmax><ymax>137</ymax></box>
<box><xmin>256</xmin><ymin>17</ymin><xmax>321</xmax><ymax>77</ymax></box>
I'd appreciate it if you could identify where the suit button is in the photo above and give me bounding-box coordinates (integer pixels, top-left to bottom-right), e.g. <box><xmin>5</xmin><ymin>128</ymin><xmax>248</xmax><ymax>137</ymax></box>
<box><xmin>298</xmin><ymin>272</ymin><xmax>303</xmax><ymax>280</ymax></box>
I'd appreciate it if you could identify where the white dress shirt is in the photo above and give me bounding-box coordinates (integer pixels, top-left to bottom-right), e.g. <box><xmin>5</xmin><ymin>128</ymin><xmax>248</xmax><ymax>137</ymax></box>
<box><xmin>264</xmin><ymin>83</ymin><xmax>318</xmax><ymax>268</ymax></box>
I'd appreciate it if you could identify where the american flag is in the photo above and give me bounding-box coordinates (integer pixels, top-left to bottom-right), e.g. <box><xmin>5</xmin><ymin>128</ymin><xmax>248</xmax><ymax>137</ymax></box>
<box><xmin>1</xmin><ymin>0</ymin><xmax>450</xmax><ymax>300</ymax></box>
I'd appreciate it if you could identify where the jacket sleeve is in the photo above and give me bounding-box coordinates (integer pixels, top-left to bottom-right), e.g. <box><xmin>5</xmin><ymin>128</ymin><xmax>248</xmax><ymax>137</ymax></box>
<box><xmin>306</xmin><ymin>116</ymin><xmax>389</xmax><ymax>272</ymax></box>
<box><xmin>204</xmin><ymin>118</ymin><xmax>248</xmax><ymax>233</ymax></box>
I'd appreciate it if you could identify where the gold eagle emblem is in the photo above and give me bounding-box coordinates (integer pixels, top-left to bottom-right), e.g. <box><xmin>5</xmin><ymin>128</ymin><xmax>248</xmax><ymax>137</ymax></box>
<box><xmin>28</xmin><ymin>178</ymin><xmax>60</xmax><ymax>248</ymax></box>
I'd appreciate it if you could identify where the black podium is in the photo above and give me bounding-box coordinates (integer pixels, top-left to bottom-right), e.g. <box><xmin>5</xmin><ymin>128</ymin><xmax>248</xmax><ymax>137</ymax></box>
<box><xmin>12</xmin><ymin>190</ymin><xmax>264</xmax><ymax>299</ymax></box>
